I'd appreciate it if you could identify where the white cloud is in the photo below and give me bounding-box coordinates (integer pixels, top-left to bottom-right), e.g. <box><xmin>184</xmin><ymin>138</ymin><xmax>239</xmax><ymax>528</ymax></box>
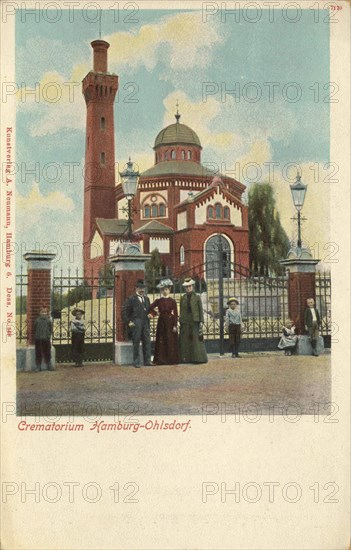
<box><xmin>17</xmin><ymin>70</ymin><xmax>86</xmax><ymax>137</ymax></box>
<box><xmin>17</xmin><ymin>11</ymin><xmax>223</xmax><ymax>137</ymax></box>
<box><xmin>106</xmin><ymin>12</ymin><xmax>223</xmax><ymax>74</ymax></box>
<box><xmin>162</xmin><ymin>90</ymin><xmax>244</xmax><ymax>154</ymax></box>
<box><xmin>16</xmin><ymin>182</ymin><xmax>75</xmax><ymax>231</ymax></box>
<box><xmin>16</xmin><ymin>36</ymin><xmax>88</xmax><ymax>85</ymax></box>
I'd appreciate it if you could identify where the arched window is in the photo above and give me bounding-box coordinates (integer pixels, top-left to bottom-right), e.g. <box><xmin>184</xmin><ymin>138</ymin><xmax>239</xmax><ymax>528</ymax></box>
<box><xmin>208</xmin><ymin>206</ymin><xmax>214</xmax><ymax>219</ymax></box>
<box><xmin>171</xmin><ymin>150</ymin><xmax>176</xmax><ymax>160</ymax></box>
<box><xmin>151</xmin><ymin>204</ymin><xmax>158</xmax><ymax>217</ymax></box>
<box><xmin>205</xmin><ymin>235</ymin><xmax>232</xmax><ymax>278</ymax></box>
<box><xmin>215</xmin><ymin>203</ymin><xmax>222</xmax><ymax>219</ymax></box>
<box><xmin>180</xmin><ymin>245</ymin><xmax>185</xmax><ymax>265</ymax></box>
<box><xmin>182</xmin><ymin>150</ymin><xmax>185</xmax><ymax>160</ymax></box>
<box><xmin>100</xmin><ymin>117</ymin><xmax>105</xmax><ymax>129</ymax></box>
<box><xmin>187</xmin><ymin>150</ymin><xmax>192</xmax><ymax>160</ymax></box>
<box><xmin>144</xmin><ymin>205</ymin><xmax>151</xmax><ymax>218</ymax></box>
<box><xmin>224</xmin><ymin>206</ymin><xmax>230</xmax><ymax>220</ymax></box>
<box><xmin>159</xmin><ymin>204</ymin><xmax>166</xmax><ymax>217</ymax></box>
<box><xmin>100</xmin><ymin>152</ymin><xmax>105</xmax><ymax>165</ymax></box>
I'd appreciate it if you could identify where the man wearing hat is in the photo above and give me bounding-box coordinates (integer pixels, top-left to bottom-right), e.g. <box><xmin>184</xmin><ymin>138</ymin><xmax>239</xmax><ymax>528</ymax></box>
<box><xmin>123</xmin><ymin>280</ymin><xmax>152</xmax><ymax>368</ymax></box>
<box><xmin>225</xmin><ymin>298</ymin><xmax>242</xmax><ymax>358</ymax></box>
<box><xmin>179</xmin><ymin>278</ymin><xmax>208</xmax><ymax>364</ymax></box>
<box><xmin>71</xmin><ymin>307</ymin><xmax>85</xmax><ymax>367</ymax></box>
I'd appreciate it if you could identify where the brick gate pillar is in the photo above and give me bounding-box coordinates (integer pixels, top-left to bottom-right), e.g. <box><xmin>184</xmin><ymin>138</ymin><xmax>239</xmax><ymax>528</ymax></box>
<box><xmin>109</xmin><ymin>243</ymin><xmax>151</xmax><ymax>365</ymax></box>
<box><xmin>280</xmin><ymin>248</ymin><xmax>319</xmax><ymax>335</ymax></box>
<box><xmin>23</xmin><ymin>251</ymin><xmax>56</xmax><ymax>371</ymax></box>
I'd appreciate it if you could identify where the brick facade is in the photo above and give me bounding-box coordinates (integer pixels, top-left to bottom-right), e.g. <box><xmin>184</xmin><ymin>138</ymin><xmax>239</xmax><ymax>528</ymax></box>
<box><xmin>114</xmin><ymin>269</ymin><xmax>145</xmax><ymax>341</ymax></box>
<box><xmin>26</xmin><ymin>269</ymin><xmax>52</xmax><ymax>345</ymax></box>
<box><xmin>82</xmin><ymin>39</ymin><xmax>249</xmax><ymax>279</ymax></box>
<box><xmin>24</xmin><ymin>253</ymin><xmax>55</xmax><ymax>346</ymax></box>
<box><xmin>82</xmin><ymin>40</ymin><xmax>118</xmax><ymax>280</ymax></box>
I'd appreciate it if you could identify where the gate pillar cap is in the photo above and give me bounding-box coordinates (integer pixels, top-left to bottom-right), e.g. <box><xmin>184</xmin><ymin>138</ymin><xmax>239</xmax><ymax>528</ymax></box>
<box><xmin>23</xmin><ymin>251</ymin><xmax>56</xmax><ymax>270</ymax></box>
<box><xmin>279</xmin><ymin>247</ymin><xmax>320</xmax><ymax>272</ymax></box>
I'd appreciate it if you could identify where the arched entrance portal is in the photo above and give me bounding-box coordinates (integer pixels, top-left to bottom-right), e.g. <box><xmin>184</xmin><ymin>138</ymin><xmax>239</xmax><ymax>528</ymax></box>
<box><xmin>205</xmin><ymin>235</ymin><xmax>232</xmax><ymax>278</ymax></box>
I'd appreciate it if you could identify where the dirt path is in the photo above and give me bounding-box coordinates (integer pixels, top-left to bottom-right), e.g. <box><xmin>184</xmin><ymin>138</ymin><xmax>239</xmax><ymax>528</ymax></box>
<box><xmin>16</xmin><ymin>352</ymin><xmax>331</xmax><ymax>417</ymax></box>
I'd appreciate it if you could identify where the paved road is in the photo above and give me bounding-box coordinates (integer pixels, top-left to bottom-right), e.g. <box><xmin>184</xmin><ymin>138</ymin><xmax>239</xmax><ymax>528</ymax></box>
<box><xmin>17</xmin><ymin>352</ymin><xmax>331</xmax><ymax>417</ymax></box>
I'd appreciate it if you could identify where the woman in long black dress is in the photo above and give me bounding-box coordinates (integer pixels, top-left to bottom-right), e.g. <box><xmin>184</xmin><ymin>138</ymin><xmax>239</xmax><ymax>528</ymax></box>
<box><xmin>150</xmin><ymin>279</ymin><xmax>179</xmax><ymax>365</ymax></box>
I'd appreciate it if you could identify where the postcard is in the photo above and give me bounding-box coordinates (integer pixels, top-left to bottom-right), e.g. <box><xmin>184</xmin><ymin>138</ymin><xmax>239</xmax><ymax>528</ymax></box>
<box><xmin>1</xmin><ymin>1</ymin><xmax>350</xmax><ymax>548</ymax></box>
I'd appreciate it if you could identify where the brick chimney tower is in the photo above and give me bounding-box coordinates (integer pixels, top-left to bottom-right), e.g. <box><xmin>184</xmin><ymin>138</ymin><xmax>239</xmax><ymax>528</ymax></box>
<box><xmin>82</xmin><ymin>40</ymin><xmax>118</xmax><ymax>278</ymax></box>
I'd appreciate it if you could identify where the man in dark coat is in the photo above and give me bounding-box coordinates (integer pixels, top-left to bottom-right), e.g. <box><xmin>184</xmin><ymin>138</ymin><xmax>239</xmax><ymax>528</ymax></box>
<box><xmin>304</xmin><ymin>297</ymin><xmax>321</xmax><ymax>356</ymax></box>
<box><xmin>123</xmin><ymin>280</ymin><xmax>152</xmax><ymax>368</ymax></box>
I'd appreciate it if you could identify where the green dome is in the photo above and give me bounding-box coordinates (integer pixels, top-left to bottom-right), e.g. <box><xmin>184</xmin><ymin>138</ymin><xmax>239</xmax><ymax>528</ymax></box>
<box><xmin>154</xmin><ymin>122</ymin><xmax>201</xmax><ymax>148</ymax></box>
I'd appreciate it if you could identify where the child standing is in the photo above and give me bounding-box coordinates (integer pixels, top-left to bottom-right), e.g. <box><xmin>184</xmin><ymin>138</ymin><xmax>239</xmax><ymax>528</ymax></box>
<box><xmin>225</xmin><ymin>297</ymin><xmax>242</xmax><ymax>358</ymax></box>
<box><xmin>71</xmin><ymin>308</ymin><xmax>85</xmax><ymax>367</ymax></box>
<box><xmin>34</xmin><ymin>307</ymin><xmax>53</xmax><ymax>371</ymax></box>
<box><xmin>278</xmin><ymin>320</ymin><xmax>298</xmax><ymax>356</ymax></box>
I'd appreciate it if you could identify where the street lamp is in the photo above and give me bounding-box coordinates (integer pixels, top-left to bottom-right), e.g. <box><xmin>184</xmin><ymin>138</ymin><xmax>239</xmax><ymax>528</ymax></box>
<box><xmin>119</xmin><ymin>158</ymin><xmax>140</xmax><ymax>239</ymax></box>
<box><xmin>290</xmin><ymin>173</ymin><xmax>307</xmax><ymax>249</ymax></box>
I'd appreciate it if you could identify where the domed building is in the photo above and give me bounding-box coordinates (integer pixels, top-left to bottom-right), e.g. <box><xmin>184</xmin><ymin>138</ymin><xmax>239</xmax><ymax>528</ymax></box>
<box><xmin>83</xmin><ymin>40</ymin><xmax>249</xmax><ymax>280</ymax></box>
<box><xmin>113</xmin><ymin>111</ymin><xmax>249</xmax><ymax>276</ymax></box>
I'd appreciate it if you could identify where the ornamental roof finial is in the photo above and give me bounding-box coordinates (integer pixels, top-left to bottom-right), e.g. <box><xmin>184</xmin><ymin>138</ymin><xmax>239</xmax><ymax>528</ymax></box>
<box><xmin>175</xmin><ymin>99</ymin><xmax>181</xmax><ymax>123</ymax></box>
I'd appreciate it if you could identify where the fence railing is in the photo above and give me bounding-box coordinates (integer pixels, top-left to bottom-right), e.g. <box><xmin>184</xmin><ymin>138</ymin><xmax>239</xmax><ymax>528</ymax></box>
<box><xmin>146</xmin><ymin>268</ymin><xmax>289</xmax><ymax>340</ymax></box>
<box><xmin>16</xmin><ymin>268</ymin><xmax>28</xmax><ymax>344</ymax></box>
<box><xmin>15</xmin><ymin>266</ymin><xmax>332</xmax><ymax>350</ymax></box>
<box><xmin>51</xmin><ymin>269</ymin><xmax>114</xmax><ymax>345</ymax></box>
<box><xmin>315</xmin><ymin>270</ymin><xmax>332</xmax><ymax>336</ymax></box>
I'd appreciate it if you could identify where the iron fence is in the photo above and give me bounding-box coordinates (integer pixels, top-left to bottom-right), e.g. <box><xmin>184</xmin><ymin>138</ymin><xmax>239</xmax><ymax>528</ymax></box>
<box><xmin>15</xmin><ymin>263</ymin><xmax>331</xmax><ymax>358</ymax></box>
<box><xmin>315</xmin><ymin>270</ymin><xmax>331</xmax><ymax>336</ymax></box>
<box><xmin>50</xmin><ymin>268</ymin><xmax>115</xmax><ymax>362</ymax></box>
<box><xmin>51</xmin><ymin>268</ymin><xmax>114</xmax><ymax>344</ymax></box>
<box><xmin>147</xmin><ymin>262</ymin><xmax>289</xmax><ymax>341</ymax></box>
<box><xmin>16</xmin><ymin>266</ymin><xmax>28</xmax><ymax>344</ymax></box>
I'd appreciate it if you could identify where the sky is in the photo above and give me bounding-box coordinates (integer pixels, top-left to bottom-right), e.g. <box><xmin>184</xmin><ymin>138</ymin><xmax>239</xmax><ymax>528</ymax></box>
<box><xmin>14</xmin><ymin>6</ymin><xmax>331</xmax><ymax>271</ymax></box>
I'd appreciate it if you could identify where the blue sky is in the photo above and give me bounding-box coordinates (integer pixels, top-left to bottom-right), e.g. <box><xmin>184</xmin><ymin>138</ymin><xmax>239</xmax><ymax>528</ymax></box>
<box><xmin>15</xmin><ymin>7</ymin><xmax>330</xmax><ymax>270</ymax></box>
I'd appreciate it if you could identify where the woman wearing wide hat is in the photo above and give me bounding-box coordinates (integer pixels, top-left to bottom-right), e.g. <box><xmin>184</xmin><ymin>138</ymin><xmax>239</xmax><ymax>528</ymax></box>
<box><xmin>179</xmin><ymin>278</ymin><xmax>208</xmax><ymax>364</ymax></box>
<box><xmin>71</xmin><ymin>307</ymin><xmax>85</xmax><ymax>367</ymax></box>
<box><xmin>149</xmin><ymin>279</ymin><xmax>179</xmax><ymax>365</ymax></box>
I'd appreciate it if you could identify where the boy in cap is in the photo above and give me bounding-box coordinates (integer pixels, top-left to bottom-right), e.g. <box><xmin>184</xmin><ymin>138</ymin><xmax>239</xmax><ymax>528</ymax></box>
<box><xmin>225</xmin><ymin>298</ymin><xmax>242</xmax><ymax>358</ymax></box>
<box><xmin>34</xmin><ymin>307</ymin><xmax>54</xmax><ymax>371</ymax></box>
<box><xmin>123</xmin><ymin>280</ymin><xmax>152</xmax><ymax>368</ymax></box>
<box><xmin>71</xmin><ymin>307</ymin><xmax>85</xmax><ymax>367</ymax></box>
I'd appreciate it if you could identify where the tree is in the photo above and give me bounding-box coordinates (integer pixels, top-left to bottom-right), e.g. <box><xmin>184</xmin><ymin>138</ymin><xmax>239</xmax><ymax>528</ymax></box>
<box><xmin>99</xmin><ymin>263</ymin><xmax>114</xmax><ymax>289</ymax></box>
<box><xmin>66</xmin><ymin>282</ymin><xmax>92</xmax><ymax>306</ymax></box>
<box><xmin>16</xmin><ymin>295</ymin><xmax>27</xmax><ymax>314</ymax></box>
<box><xmin>248</xmin><ymin>183</ymin><xmax>290</xmax><ymax>275</ymax></box>
<box><xmin>145</xmin><ymin>249</ymin><xmax>165</xmax><ymax>290</ymax></box>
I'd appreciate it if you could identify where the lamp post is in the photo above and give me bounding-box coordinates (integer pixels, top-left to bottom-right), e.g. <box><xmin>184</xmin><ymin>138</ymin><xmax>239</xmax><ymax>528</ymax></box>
<box><xmin>290</xmin><ymin>174</ymin><xmax>307</xmax><ymax>249</ymax></box>
<box><xmin>119</xmin><ymin>158</ymin><xmax>140</xmax><ymax>239</ymax></box>
<box><xmin>217</xmin><ymin>233</ymin><xmax>225</xmax><ymax>356</ymax></box>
